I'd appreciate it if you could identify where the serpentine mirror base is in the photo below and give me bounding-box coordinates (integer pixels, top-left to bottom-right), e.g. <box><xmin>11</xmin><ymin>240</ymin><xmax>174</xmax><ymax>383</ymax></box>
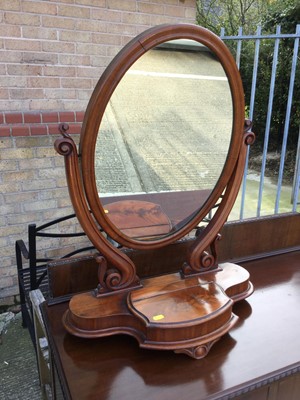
<box><xmin>63</xmin><ymin>262</ymin><xmax>253</xmax><ymax>359</ymax></box>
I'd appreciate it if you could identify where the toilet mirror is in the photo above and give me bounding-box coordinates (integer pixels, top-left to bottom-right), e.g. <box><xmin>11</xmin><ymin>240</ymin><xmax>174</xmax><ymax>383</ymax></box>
<box><xmin>78</xmin><ymin>25</ymin><xmax>245</xmax><ymax>249</ymax></box>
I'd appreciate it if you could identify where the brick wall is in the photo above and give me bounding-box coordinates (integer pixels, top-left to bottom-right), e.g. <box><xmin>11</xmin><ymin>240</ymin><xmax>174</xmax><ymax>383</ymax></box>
<box><xmin>0</xmin><ymin>1</ymin><xmax>196</xmax><ymax>303</ymax></box>
<box><xmin>0</xmin><ymin>0</ymin><xmax>196</xmax><ymax>114</ymax></box>
<box><xmin>0</xmin><ymin>133</ymin><xmax>92</xmax><ymax>303</ymax></box>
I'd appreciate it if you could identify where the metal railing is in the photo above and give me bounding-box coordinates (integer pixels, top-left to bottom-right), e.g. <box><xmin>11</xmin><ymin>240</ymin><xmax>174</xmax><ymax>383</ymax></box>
<box><xmin>220</xmin><ymin>25</ymin><xmax>300</xmax><ymax>220</ymax></box>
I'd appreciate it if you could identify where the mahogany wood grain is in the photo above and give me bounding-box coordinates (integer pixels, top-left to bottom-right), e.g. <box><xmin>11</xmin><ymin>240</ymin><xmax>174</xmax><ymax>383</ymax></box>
<box><xmin>62</xmin><ymin>263</ymin><xmax>252</xmax><ymax>357</ymax></box>
<box><xmin>47</xmin><ymin>256</ymin><xmax>98</xmax><ymax>303</ymax></box>
<box><xmin>219</xmin><ymin>212</ymin><xmax>300</xmax><ymax>262</ymax></box>
<box><xmin>45</xmin><ymin>213</ymin><xmax>299</xmax><ymax>308</ymax></box>
<box><xmin>41</xmin><ymin>251</ymin><xmax>300</xmax><ymax>400</ymax></box>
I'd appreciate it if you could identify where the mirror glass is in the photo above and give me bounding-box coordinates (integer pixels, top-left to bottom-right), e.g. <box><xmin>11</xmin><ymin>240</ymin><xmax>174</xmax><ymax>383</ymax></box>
<box><xmin>95</xmin><ymin>39</ymin><xmax>233</xmax><ymax>240</ymax></box>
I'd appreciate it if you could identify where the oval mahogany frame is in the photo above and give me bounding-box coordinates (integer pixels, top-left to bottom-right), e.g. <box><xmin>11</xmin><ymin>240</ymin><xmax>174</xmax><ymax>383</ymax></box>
<box><xmin>79</xmin><ymin>24</ymin><xmax>245</xmax><ymax>250</ymax></box>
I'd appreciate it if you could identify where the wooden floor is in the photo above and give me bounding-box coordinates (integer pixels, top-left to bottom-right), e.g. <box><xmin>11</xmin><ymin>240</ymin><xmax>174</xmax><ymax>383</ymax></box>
<box><xmin>42</xmin><ymin>250</ymin><xmax>300</xmax><ymax>400</ymax></box>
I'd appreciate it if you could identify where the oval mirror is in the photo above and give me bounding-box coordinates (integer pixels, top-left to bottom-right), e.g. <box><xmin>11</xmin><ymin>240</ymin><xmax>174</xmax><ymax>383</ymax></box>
<box><xmin>95</xmin><ymin>40</ymin><xmax>233</xmax><ymax>241</ymax></box>
<box><xmin>80</xmin><ymin>24</ymin><xmax>245</xmax><ymax>249</ymax></box>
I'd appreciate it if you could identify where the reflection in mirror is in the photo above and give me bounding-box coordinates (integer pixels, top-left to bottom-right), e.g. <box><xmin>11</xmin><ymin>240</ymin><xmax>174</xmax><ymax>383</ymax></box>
<box><xmin>95</xmin><ymin>40</ymin><xmax>233</xmax><ymax>239</ymax></box>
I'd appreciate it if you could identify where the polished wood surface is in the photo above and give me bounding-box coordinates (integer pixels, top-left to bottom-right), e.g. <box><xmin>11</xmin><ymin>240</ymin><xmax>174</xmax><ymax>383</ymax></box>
<box><xmin>62</xmin><ymin>263</ymin><xmax>252</xmax><ymax>358</ymax></box>
<box><xmin>45</xmin><ymin>212</ymin><xmax>300</xmax><ymax>307</ymax></box>
<box><xmin>219</xmin><ymin>212</ymin><xmax>300</xmax><ymax>262</ymax></box>
<box><xmin>42</xmin><ymin>251</ymin><xmax>300</xmax><ymax>400</ymax></box>
<box><xmin>47</xmin><ymin>256</ymin><xmax>99</xmax><ymax>303</ymax></box>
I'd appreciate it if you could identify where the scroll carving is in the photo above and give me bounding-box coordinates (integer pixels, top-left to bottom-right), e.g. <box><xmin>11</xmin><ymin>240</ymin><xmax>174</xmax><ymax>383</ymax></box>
<box><xmin>183</xmin><ymin>121</ymin><xmax>255</xmax><ymax>276</ymax></box>
<box><xmin>55</xmin><ymin>124</ymin><xmax>140</xmax><ymax>293</ymax></box>
<box><xmin>95</xmin><ymin>255</ymin><xmax>134</xmax><ymax>295</ymax></box>
<box><xmin>182</xmin><ymin>233</ymin><xmax>221</xmax><ymax>275</ymax></box>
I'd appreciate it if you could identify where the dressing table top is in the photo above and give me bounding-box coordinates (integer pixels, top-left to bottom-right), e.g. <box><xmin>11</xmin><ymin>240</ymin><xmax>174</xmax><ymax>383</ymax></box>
<box><xmin>41</xmin><ymin>251</ymin><xmax>300</xmax><ymax>400</ymax></box>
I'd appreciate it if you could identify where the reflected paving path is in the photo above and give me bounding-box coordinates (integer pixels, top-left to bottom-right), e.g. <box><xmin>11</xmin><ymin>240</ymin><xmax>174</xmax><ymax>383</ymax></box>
<box><xmin>95</xmin><ymin>45</ymin><xmax>233</xmax><ymax>197</ymax></box>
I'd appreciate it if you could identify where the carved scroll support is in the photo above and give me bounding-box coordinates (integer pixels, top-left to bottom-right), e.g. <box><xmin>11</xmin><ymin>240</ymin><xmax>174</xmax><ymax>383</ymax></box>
<box><xmin>182</xmin><ymin>121</ymin><xmax>255</xmax><ymax>277</ymax></box>
<box><xmin>182</xmin><ymin>233</ymin><xmax>221</xmax><ymax>276</ymax></box>
<box><xmin>55</xmin><ymin>124</ymin><xmax>140</xmax><ymax>294</ymax></box>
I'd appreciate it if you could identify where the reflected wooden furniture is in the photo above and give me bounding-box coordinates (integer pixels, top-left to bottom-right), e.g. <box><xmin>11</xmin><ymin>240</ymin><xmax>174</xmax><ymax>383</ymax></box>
<box><xmin>41</xmin><ymin>250</ymin><xmax>300</xmax><ymax>400</ymax></box>
<box><xmin>101</xmin><ymin>189</ymin><xmax>213</xmax><ymax>228</ymax></box>
<box><xmin>103</xmin><ymin>200</ymin><xmax>173</xmax><ymax>238</ymax></box>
